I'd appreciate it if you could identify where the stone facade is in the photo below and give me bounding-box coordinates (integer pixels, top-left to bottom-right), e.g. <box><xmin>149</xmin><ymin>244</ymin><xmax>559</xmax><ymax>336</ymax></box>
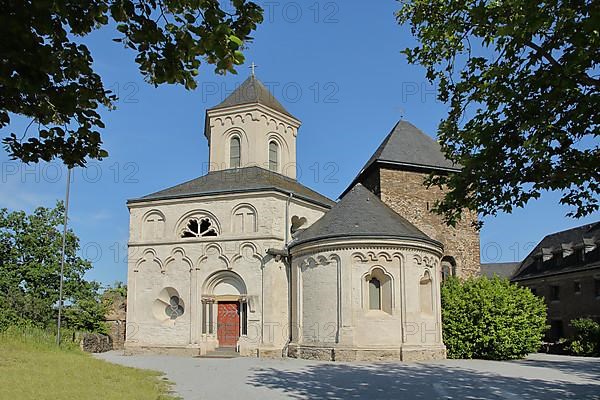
<box><xmin>517</xmin><ymin>268</ymin><xmax>600</xmax><ymax>340</ymax></box>
<box><xmin>362</xmin><ymin>168</ymin><xmax>480</xmax><ymax>277</ymax></box>
<box><xmin>125</xmin><ymin>191</ymin><xmax>328</xmax><ymax>356</ymax></box>
<box><xmin>288</xmin><ymin>238</ymin><xmax>446</xmax><ymax>362</ymax></box>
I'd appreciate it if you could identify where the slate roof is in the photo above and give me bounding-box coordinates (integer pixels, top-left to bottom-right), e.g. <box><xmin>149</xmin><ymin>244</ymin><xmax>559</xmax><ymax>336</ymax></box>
<box><xmin>480</xmin><ymin>262</ymin><xmax>520</xmax><ymax>279</ymax></box>
<box><xmin>290</xmin><ymin>183</ymin><xmax>439</xmax><ymax>247</ymax></box>
<box><xmin>341</xmin><ymin>120</ymin><xmax>461</xmax><ymax>197</ymax></box>
<box><xmin>207</xmin><ymin>75</ymin><xmax>295</xmax><ymax>119</ymax></box>
<box><xmin>128</xmin><ymin>166</ymin><xmax>335</xmax><ymax>208</ymax></box>
<box><xmin>361</xmin><ymin>120</ymin><xmax>460</xmax><ymax>173</ymax></box>
<box><xmin>511</xmin><ymin>221</ymin><xmax>600</xmax><ymax>281</ymax></box>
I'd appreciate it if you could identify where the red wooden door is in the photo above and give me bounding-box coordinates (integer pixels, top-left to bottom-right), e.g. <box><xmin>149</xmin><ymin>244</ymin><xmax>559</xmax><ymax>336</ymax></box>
<box><xmin>217</xmin><ymin>302</ymin><xmax>240</xmax><ymax>347</ymax></box>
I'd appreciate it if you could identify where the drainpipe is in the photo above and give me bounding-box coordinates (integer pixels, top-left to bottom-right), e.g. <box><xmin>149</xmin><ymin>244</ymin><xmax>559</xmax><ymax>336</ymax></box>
<box><xmin>284</xmin><ymin>192</ymin><xmax>293</xmax><ymax>356</ymax></box>
<box><xmin>285</xmin><ymin>192</ymin><xmax>293</xmax><ymax>244</ymax></box>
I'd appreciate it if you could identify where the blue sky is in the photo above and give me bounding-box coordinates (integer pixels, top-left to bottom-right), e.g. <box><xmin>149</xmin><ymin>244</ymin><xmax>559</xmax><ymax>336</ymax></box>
<box><xmin>1</xmin><ymin>1</ymin><xmax>597</xmax><ymax>287</ymax></box>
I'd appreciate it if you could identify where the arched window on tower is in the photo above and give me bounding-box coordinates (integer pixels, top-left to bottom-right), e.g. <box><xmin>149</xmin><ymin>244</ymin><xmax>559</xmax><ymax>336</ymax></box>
<box><xmin>230</xmin><ymin>137</ymin><xmax>241</xmax><ymax>168</ymax></box>
<box><xmin>441</xmin><ymin>256</ymin><xmax>457</xmax><ymax>281</ymax></box>
<box><xmin>268</xmin><ymin>141</ymin><xmax>279</xmax><ymax>172</ymax></box>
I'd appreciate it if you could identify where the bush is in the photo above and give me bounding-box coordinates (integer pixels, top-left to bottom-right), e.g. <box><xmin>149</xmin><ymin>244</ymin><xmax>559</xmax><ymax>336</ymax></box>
<box><xmin>441</xmin><ymin>276</ymin><xmax>547</xmax><ymax>360</ymax></box>
<box><xmin>565</xmin><ymin>318</ymin><xmax>600</xmax><ymax>357</ymax></box>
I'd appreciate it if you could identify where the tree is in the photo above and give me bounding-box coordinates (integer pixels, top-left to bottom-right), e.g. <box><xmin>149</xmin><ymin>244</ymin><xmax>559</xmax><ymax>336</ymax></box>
<box><xmin>64</xmin><ymin>281</ymin><xmax>109</xmax><ymax>334</ymax></box>
<box><xmin>441</xmin><ymin>276</ymin><xmax>547</xmax><ymax>360</ymax></box>
<box><xmin>1</xmin><ymin>0</ymin><xmax>264</xmax><ymax>167</ymax></box>
<box><xmin>397</xmin><ymin>0</ymin><xmax>599</xmax><ymax>226</ymax></box>
<box><xmin>0</xmin><ymin>203</ymin><xmax>105</xmax><ymax>331</ymax></box>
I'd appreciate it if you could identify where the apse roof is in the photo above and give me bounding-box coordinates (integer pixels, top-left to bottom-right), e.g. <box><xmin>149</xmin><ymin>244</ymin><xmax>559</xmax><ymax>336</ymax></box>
<box><xmin>291</xmin><ymin>183</ymin><xmax>438</xmax><ymax>247</ymax></box>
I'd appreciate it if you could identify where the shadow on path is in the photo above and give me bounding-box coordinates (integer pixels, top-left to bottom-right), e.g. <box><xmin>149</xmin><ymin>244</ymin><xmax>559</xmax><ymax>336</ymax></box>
<box><xmin>515</xmin><ymin>356</ymin><xmax>600</xmax><ymax>382</ymax></box>
<box><xmin>248</xmin><ymin>361</ymin><xmax>600</xmax><ymax>399</ymax></box>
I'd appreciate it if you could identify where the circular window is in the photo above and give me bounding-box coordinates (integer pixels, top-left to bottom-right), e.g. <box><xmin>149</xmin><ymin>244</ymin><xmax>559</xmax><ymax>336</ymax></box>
<box><xmin>153</xmin><ymin>287</ymin><xmax>185</xmax><ymax>322</ymax></box>
<box><xmin>165</xmin><ymin>296</ymin><xmax>184</xmax><ymax>319</ymax></box>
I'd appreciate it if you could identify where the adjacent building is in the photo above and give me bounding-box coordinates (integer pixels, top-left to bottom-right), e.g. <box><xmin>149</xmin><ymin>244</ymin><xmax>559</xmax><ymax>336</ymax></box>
<box><xmin>511</xmin><ymin>222</ymin><xmax>600</xmax><ymax>341</ymax></box>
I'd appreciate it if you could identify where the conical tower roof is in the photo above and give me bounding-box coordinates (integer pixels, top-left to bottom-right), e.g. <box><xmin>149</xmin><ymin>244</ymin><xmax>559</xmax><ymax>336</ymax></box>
<box><xmin>361</xmin><ymin>120</ymin><xmax>460</xmax><ymax>173</ymax></box>
<box><xmin>207</xmin><ymin>75</ymin><xmax>294</xmax><ymax>118</ymax></box>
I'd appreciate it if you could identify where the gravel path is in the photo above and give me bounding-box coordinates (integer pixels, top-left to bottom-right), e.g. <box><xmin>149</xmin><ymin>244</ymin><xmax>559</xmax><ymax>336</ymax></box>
<box><xmin>96</xmin><ymin>352</ymin><xmax>600</xmax><ymax>399</ymax></box>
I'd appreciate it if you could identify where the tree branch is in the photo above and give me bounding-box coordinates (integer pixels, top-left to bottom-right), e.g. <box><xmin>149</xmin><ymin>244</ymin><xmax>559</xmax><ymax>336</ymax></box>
<box><xmin>524</xmin><ymin>40</ymin><xmax>600</xmax><ymax>88</ymax></box>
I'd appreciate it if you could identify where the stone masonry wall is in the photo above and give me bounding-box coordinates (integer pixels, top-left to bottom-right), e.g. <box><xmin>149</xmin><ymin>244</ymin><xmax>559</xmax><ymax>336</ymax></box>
<box><xmin>377</xmin><ymin>168</ymin><xmax>480</xmax><ymax>277</ymax></box>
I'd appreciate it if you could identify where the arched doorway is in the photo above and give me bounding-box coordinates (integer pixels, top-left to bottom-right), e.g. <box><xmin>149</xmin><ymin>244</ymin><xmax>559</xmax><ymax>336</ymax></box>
<box><xmin>202</xmin><ymin>271</ymin><xmax>248</xmax><ymax>349</ymax></box>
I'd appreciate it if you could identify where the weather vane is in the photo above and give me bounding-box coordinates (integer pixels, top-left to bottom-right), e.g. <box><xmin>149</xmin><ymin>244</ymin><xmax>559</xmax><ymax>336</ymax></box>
<box><xmin>250</xmin><ymin>62</ymin><xmax>257</xmax><ymax>77</ymax></box>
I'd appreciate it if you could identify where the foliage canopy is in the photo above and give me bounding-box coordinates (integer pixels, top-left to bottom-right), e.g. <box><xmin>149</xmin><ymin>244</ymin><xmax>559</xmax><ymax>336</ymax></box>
<box><xmin>0</xmin><ymin>203</ymin><xmax>106</xmax><ymax>333</ymax></box>
<box><xmin>441</xmin><ymin>276</ymin><xmax>547</xmax><ymax>360</ymax></box>
<box><xmin>1</xmin><ymin>0</ymin><xmax>263</xmax><ymax>166</ymax></box>
<box><xmin>398</xmin><ymin>0</ymin><xmax>599</xmax><ymax>226</ymax></box>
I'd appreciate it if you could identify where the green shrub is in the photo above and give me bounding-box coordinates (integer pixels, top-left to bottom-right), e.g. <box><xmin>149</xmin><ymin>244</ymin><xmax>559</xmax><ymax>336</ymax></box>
<box><xmin>565</xmin><ymin>318</ymin><xmax>600</xmax><ymax>357</ymax></box>
<box><xmin>441</xmin><ymin>276</ymin><xmax>547</xmax><ymax>360</ymax></box>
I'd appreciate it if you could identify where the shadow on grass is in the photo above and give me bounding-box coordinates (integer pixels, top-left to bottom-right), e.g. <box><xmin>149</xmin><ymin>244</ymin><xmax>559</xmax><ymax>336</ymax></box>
<box><xmin>248</xmin><ymin>361</ymin><xmax>600</xmax><ymax>399</ymax></box>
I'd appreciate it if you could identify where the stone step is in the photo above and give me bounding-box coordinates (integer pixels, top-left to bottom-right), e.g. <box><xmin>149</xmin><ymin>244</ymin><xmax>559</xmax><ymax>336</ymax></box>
<box><xmin>196</xmin><ymin>347</ymin><xmax>239</xmax><ymax>359</ymax></box>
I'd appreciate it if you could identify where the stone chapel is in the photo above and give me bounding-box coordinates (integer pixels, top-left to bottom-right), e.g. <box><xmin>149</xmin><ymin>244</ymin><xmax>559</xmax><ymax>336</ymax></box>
<box><xmin>125</xmin><ymin>75</ymin><xmax>480</xmax><ymax>361</ymax></box>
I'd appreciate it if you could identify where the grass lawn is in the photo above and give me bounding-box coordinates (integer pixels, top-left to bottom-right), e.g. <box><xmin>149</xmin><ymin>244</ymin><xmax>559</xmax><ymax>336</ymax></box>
<box><xmin>0</xmin><ymin>327</ymin><xmax>178</xmax><ymax>400</ymax></box>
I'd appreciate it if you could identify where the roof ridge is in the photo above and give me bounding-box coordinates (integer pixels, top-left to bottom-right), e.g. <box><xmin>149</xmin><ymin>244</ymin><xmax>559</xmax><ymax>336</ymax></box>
<box><xmin>541</xmin><ymin>221</ymin><xmax>600</xmax><ymax>240</ymax></box>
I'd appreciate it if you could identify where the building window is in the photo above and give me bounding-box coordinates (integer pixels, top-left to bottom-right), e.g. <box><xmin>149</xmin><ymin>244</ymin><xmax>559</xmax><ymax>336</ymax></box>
<box><xmin>530</xmin><ymin>287</ymin><xmax>537</xmax><ymax>296</ymax></box>
<box><xmin>550</xmin><ymin>320</ymin><xmax>564</xmax><ymax>340</ymax></box>
<box><xmin>441</xmin><ymin>256</ymin><xmax>457</xmax><ymax>281</ymax></box>
<box><xmin>165</xmin><ymin>296</ymin><xmax>184</xmax><ymax>319</ymax></box>
<box><xmin>574</xmin><ymin>281</ymin><xmax>582</xmax><ymax>294</ymax></box>
<box><xmin>578</xmin><ymin>248</ymin><xmax>586</xmax><ymax>262</ymax></box>
<box><xmin>181</xmin><ymin>217</ymin><xmax>218</xmax><ymax>238</ymax></box>
<box><xmin>595</xmin><ymin>279</ymin><xmax>600</xmax><ymax>298</ymax></box>
<box><xmin>368</xmin><ymin>278</ymin><xmax>381</xmax><ymax>310</ymax></box>
<box><xmin>554</xmin><ymin>253</ymin><xmax>563</xmax><ymax>267</ymax></box>
<box><xmin>364</xmin><ymin>267</ymin><xmax>392</xmax><ymax>314</ymax></box>
<box><xmin>550</xmin><ymin>285</ymin><xmax>560</xmax><ymax>301</ymax></box>
<box><xmin>268</xmin><ymin>141</ymin><xmax>279</xmax><ymax>172</ymax></box>
<box><xmin>230</xmin><ymin>137</ymin><xmax>241</xmax><ymax>168</ymax></box>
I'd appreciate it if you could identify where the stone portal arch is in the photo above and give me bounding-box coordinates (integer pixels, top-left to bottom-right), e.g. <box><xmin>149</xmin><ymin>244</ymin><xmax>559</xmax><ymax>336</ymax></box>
<box><xmin>203</xmin><ymin>270</ymin><xmax>247</xmax><ymax>298</ymax></box>
<box><xmin>201</xmin><ymin>270</ymin><xmax>248</xmax><ymax>347</ymax></box>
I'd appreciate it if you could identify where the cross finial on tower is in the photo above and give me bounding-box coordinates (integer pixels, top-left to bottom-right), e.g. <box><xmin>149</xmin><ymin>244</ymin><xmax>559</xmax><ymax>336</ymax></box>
<box><xmin>250</xmin><ymin>62</ymin><xmax>257</xmax><ymax>77</ymax></box>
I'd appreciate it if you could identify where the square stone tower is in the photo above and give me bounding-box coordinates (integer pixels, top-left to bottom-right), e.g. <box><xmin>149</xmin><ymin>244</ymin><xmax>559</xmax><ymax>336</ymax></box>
<box><xmin>345</xmin><ymin>120</ymin><xmax>480</xmax><ymax>277</ymax></box>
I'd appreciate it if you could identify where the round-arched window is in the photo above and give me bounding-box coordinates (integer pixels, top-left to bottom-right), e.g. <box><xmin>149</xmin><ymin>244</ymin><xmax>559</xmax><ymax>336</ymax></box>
<box><xmin>268</xmin><ymin>141</ymin><xmax>279</xmax><ymax>172</ymax></box>
<box><xmin>230</xmin><ymin>136</ymin><xmax>241</xmax><ymax>168</ymax></box>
